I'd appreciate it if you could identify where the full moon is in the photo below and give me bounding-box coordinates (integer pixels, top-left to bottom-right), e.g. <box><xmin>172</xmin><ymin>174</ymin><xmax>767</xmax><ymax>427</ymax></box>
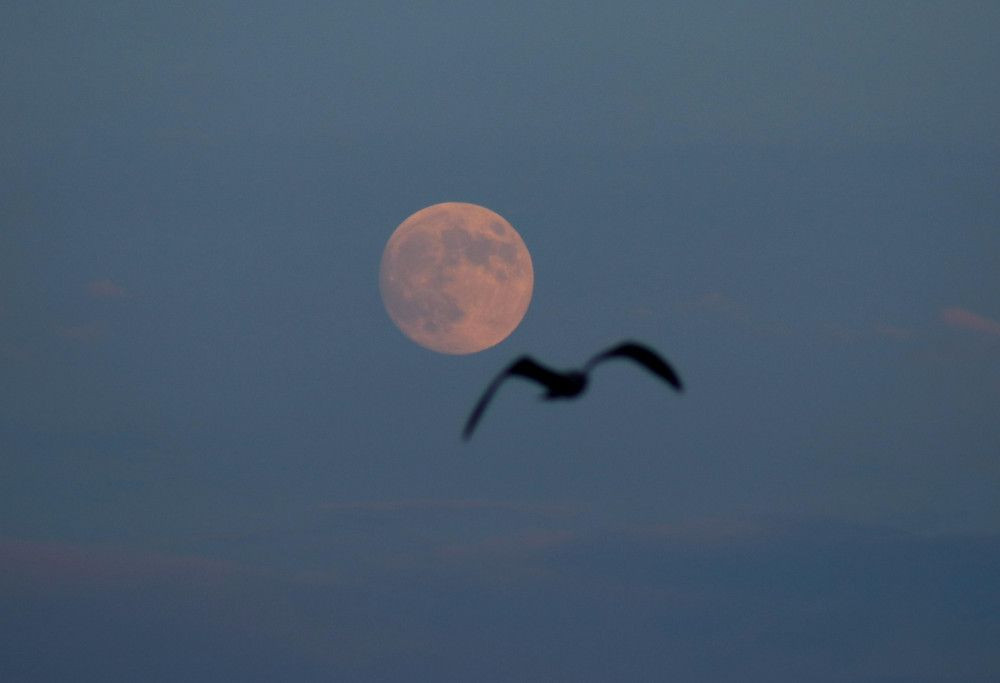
<box><xmin>380</xmin><ymin>202</ymin><xmax>534</xmax><ymax>354</ymax></box>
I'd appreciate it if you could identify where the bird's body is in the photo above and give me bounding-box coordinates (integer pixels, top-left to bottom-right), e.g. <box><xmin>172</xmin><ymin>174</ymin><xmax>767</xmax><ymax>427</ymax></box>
<box><xmin>544</xmin><ymin>370</ymin><xmax>587</xmax><ymax>398</ymax></box>
<box><xmin>462</xmin><ymin>341</ymin><xmax>683</xmax><ymax>440</ymax></box>
<box><xmin>508</xmin><ymin>359</ymin><xmax>588</xmax><ymax>399</ymax></box>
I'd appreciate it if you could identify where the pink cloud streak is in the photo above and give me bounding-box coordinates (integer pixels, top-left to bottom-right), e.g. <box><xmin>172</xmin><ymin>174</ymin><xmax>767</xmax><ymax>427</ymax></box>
<box><xmin>0</xmin><ymin>537</ymin><xmax>251</xmax><ymax>588</ymax></box>
<box><xmin>319</xmin><ymin>498</ymin><xmax>575</xmax><ymax>516</ymax></box>
<box><xmin>87</xmin><ymin>278</ymin><xmax>127</xmax><ymax>298</ymax></box>
<box><xmin>941</xmin><ymin>307</ymin><xmax>1000</xmax><ymax>338</ymax></box>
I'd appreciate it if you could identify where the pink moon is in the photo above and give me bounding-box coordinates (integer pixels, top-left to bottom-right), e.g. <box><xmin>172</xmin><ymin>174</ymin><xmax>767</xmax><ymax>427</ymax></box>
<box><xmin>380</xmin><ymin>202</ymin><xmax>534</xmax><ymax>354</ymax></box>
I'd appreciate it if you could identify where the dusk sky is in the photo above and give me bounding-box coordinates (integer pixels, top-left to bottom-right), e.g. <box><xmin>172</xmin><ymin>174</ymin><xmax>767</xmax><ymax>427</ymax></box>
<box><xmin>2</xmin><ymin>2</ymin><xmax>999</xmax><ymax>680</ymax></box>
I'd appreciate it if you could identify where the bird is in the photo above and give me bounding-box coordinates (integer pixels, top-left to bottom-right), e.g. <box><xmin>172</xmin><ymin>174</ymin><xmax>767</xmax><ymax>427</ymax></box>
<box><xmin>462</xmin><ymin>340</ymin><xmax>683</xmax><ymax>440</ymax></box>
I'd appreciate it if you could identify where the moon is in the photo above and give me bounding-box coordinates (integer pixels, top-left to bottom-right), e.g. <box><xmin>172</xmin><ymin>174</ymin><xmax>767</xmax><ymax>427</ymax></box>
<box><xmin>380</xmin><ymin>202</ymin><xmax>534</xmax><ymax>354</ymax></box>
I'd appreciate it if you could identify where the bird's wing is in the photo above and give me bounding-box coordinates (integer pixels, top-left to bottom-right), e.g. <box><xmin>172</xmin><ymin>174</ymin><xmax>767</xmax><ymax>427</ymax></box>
<box><xmin>462</xmin><ymin>357</ymin><xmax>563</xmax><ymax>440</ymax></box>
<box><xmin>585</xmin><ymin>341</ymin><xmax>683</xmax><ymax>391</ymax></box>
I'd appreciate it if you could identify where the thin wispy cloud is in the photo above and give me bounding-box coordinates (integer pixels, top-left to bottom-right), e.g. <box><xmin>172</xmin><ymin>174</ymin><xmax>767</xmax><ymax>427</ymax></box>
<box><xmin>673</xmin><ymin>290</ymin><xmax>798</xmax><ymax>338</ymax></box>
<box><xmin>0</xmin><ymin>341</ymin><xmax>32</xmax><ymax>361</ymax></box>
<box><xmin>0</xmin><ymin>537</ymin><xmax>255</xmax><ymax>587</ymax></box>
<box><xmin>818</xmin><ymin>320</ymin><xmax>916</xmax><ymax>343</ymax></box>
<box><xmin>56</xmin><ymin>322</ymin><xmax>104</xmax><ymax>342</ymax></box>
<box><xmin>438</xmin><ymin>528</ymin><xmax>579</xmax><ymax>560</ymax></box>
<box><xmin>679</xmin><ymin>291</ymin><xmax>917</xmax><ymax>344</ymax></box>
<box><xmin>941</xmin><ymin>306</ymin><xmax>1000</xmax><ymax>338</ymax></box>
<box><xmin>683</xmin><ymin>291</ymin><xmax>740</xmax><ymax>316</ymax></box>
<box><xmin>637</xmin><ymin>516</ymin><xmax>771</xmax><ymax>544</ymax></box>
<box><xmin>3</xmin><ymin>521</ymin><xmax>998</xmax><ymax>681</ymax></box>
<box><xmin>86</xmin><ymin>278</ymin><xmax>127</xmax><ymax>299</ymax></box>
<box><xmin>872</xmin><ymin>322</ymin><xmax>914</xmax><ymax>339</ymax></box>
<box><xmin>318</xmin><ymin>498</ymin><xmax>576</xmax><ymax>517</ymax></box>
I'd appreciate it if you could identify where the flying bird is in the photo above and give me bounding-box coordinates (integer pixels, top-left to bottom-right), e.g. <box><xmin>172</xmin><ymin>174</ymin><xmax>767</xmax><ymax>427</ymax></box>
<box><xmin>462</xmin><ymin>341</ymin><xmax>683</xmax><ymax>440</ymax></box>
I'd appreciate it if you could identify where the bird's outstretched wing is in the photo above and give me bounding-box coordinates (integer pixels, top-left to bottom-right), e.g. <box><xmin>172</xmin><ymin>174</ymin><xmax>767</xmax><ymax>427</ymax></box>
<box><xmin>585</xmin><ymin>341</ymin><xmax>684</xmax><ymax>391</ymax></box>
<box><xmin>462</xmin><ymin>357</ymin><xmax>563</xmax><ymax>440</ymax></box>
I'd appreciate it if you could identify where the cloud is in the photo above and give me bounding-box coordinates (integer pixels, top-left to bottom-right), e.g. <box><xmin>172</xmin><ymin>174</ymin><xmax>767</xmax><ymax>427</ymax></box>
<box><xmin>0</xmin><ymin>341</ymin><xmax>32</xmax><ymax>361</ymax></box>
<box><xmin>683</xmin><ymin>290</ymin><xmax>740</xmax><ymax>315</ymax></box>
<box><xmin>2</xmin><ymin>519</ymin><xmax>998</xmax><ymax>682</ymax></box>
<box><xmin>672</xmin><ymin>291</ymin><xmax>796</xmax><ymax>338</ymax></box>
<box><xmin>437</xmin><ymin>528</ymin><xmax>579</xmax><ymax>560</ymax></box>
<box><xmin>86</xmin><ymin>278</ymin><xmax>127</xmax><ymax>299</ymax></box>
<box><xmin>818</xmin><ymin>320</ymin><xmax>917</xmax><ymax>343</ymax></box>
<box><xmin>0</xmin><ymin>537</ymin><xmax>263</xmax><ymax>590</ymax></box>
<box><xmin>318</xmin><ymin>498</ymin><xmax>576</xmax><ymax>517</ymax></box>
<box><xmin>941</xmin><ymin>306</ymin><xmax>1000</xmax><ymax>338</ymax></box>
<box><xmin>55</xmin><ymin>322</ymin><xmax>104</xmax><ymax>342</ymax></box>
<box><xmin>872</xmin><ymin>322</ymin><xmax>914</xmax><ymax>339</ymax></box>
<box><xmin>633</xmin><ymin>516</ymin><xmax>772</xmax><ymax>544</ymax></box>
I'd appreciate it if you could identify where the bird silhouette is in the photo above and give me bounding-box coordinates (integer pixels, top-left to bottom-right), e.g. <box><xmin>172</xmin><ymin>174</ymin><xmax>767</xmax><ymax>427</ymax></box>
<box><xmin>462</xmin><ymin>341</ymin><xmax>683</xmax><ymax>440</ymax></box>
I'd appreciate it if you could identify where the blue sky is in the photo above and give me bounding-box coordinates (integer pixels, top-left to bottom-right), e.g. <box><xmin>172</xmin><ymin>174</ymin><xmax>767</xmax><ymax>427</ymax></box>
<box><xmin>2</xmin><ymin>2</ymin><xmax>999</xmax><ymax>680</ymax></box>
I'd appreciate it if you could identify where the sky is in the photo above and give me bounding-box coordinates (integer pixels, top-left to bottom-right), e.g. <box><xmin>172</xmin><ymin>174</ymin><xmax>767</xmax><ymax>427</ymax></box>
<box><xmin>2</xmin><ymin>1</ymin><xmax>999</xmax><ymax>680</ymax></box>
